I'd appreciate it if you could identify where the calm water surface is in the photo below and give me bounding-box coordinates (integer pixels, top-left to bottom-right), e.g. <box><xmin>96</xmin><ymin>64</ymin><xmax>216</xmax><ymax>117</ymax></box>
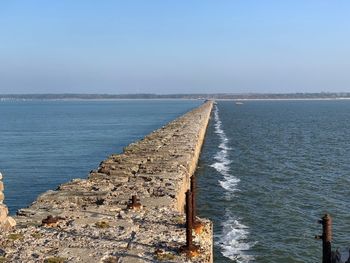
<box><xmin>0</xmin><ymin>100</ymin><xmax>201</xmax><ymax>214</ymax></box>
<box><xmin>197</xmin><ymin>100</ymin><xmax>350</xmax><ymax>263</ymax></box>
<box><xmin>2</xmin><ymin>99</ymin><xmax>349</xmax><ymax>262</ymax></box>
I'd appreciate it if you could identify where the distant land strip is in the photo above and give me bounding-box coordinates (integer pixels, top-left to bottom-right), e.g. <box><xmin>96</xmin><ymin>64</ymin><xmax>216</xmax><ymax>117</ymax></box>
<box><xmin>2</xmin><ymin>92</ymin><xmax>350</xmax><ymax>100</ymax></box>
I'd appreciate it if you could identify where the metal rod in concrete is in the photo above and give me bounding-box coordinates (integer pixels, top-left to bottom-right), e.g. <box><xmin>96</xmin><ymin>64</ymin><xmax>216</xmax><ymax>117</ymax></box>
<box><xmin>132</xmin><ymin>195</ymin><xmax>137</xmax><ymax>206</ymax></box>
<box><xmin>190</xmin><ymin>175</ymin><xmax>196</xmax><ymax>224</ymax></box>
<box><xmin>185</xmin><ymin>190</ymin><xmax>193</xmax><ymax>249</ymax></box>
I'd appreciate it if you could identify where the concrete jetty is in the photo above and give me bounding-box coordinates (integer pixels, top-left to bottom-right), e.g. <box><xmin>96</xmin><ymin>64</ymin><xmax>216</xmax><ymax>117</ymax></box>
<box><xmin>0</xmin><ymin>101</ymin><xmax>213</xmax><ymax>263</ymax></box>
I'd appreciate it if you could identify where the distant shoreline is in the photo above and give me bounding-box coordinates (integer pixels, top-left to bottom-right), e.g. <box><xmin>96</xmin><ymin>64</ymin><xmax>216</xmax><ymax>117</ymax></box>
<box><xmin>0</xmin><ymin>98</ymin><xmax>201</xmax><ymax>102</ymax></box>
<box><xmin>2</xmin><ymin>93</ymin><xmax>350</xmax><ymax>101</ymax></box>
<box><xmin>3</xmin><ymin>98</ymin><xmax>350</xmax><ymax>102</ymax></box>
<box><xmin>218</xmin><ymin>97</ymin><xmax>350</xmax><ymax>101</ymax></box>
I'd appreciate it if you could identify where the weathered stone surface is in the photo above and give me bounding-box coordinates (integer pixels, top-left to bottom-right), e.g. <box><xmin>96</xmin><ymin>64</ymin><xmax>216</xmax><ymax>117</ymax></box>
<box><xmin>0</xmin><ymin>101</ymin><xmax>214</xmax><ymax>262</ymax></box>
<box><xmin>0</xmin><ymin>205</ymin><xmax>8</xmax><ymax>221</ymax></box>
<box><xmin>1</xmin><ymin>216</ymin><xmax>16</xmax><ymax>230</ymax></box>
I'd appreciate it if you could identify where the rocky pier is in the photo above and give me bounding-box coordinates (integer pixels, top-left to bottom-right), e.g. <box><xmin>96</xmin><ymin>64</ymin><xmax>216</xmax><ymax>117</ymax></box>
<box><xmin>0</xmin><ymin>101</ymin><xmax>213</xmax><ymax>263</ymax></box>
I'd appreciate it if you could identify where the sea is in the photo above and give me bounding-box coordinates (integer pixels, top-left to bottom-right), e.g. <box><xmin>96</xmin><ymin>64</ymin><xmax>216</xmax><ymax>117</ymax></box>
<box><xmin>196</xmin><ymin>100</ymin><xmax>350</xmax><ymax>262</ymax></box>
<box><xmin>1</xmin><ymin>99</ymin><xmax>349</xmax><ymax>262</ymax></box>
<box><xmin>0</xmin><ymin>99</ymin><xmax>201</xmax><ymax>214</ymax></box>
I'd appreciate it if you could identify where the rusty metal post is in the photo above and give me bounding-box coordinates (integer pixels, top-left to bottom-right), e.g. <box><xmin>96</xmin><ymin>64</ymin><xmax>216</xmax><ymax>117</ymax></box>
<box><xmin>185</xmin><ymin>190</ymin><xmax>193</xmax><ymax>249</ymax></box>
<box><xmin>316</xmin><ymin>214</ymin><xmax>332</xmax><ymax>263</ymax></box>
<box><xmin>190</xmin><ymin>176</ymin><xmax>196</xmax><ymax>224</ymax></box>
<box><xmin>132</xmin><ymin>195</ymin><xmax>137</xmax><ymax>206</ymax></box>
<box><xmin>322</xmin><ymin>214</ymin><xmax>332</xmax><ymax>263</ymax></box>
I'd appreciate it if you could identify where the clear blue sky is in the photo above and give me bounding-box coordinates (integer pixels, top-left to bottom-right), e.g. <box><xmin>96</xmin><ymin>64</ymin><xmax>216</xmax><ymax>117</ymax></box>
<box><xmin>1</xmin><ymin>1</ymin><xmax>350</xmax><ymax>94</ymax></box>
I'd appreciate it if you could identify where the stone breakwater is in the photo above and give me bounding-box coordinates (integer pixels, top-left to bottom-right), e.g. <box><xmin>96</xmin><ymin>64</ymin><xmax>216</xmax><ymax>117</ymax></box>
<box><xmin>0</xmin><ymin>101</ymin><xmax>213</xmax><ymax>263</ymax></box>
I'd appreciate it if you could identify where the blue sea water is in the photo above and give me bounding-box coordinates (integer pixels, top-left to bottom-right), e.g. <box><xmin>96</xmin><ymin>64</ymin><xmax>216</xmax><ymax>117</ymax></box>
<box><xmin>0</xmin><ymin>99</ymin><xmax>201</xmax><ymax>214</ymax></box>
<box><xmin>196</xmin><ymin>100</ymin><xmax>350</xmax><ymax>262</ymax></box>
<box><xmin>2</xmin><ymin>99</ymin><xmax>350</xmax><ymax>262</ymax></box>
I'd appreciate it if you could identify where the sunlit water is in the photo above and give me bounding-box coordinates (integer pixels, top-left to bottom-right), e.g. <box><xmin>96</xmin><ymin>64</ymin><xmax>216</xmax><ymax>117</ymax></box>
<box><xmin>0</xmin><ymin>99</ymin><xmax>201</xmax><ymax>214</ymax></box>
<box><xmin>2</xmin><ymin>99</ymin><xmax>349</xmax><ymax>262</ymax></box>
<box><xmin>196</xmin><ymin>100</ymin><xmax>350</xmax><ymax>263</ymax></box>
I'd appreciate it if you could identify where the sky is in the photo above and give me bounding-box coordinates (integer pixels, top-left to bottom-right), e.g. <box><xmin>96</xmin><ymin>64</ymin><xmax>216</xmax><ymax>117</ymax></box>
<box><xmin>1</xmin><ymin>1</ymin><xmax>350</xmax><ymax>94</ymax></box>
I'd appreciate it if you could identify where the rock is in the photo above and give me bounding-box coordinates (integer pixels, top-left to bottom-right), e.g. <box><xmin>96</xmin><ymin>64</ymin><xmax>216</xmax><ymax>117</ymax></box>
<box><xmin>1</xmin><ymin>216</ymin><xmax>16</xmax><ymax>230</ymax></box>
<box><xmin>0</xmin><ymin>182</ymin><xmax>4</xmax><ymax>191</ymax></box>
<box><xmin>0</xmin><ymin>192</ymin><xmax>4</xmax><ymax>202</ymax></box>
<box><xmin>32</xmin><ymin>253</ymin><xmax>40</xmax><ymax>258</ymax></box>
<box><xmin>0</xmin><ymin>172</ymin><xmax>2</xmax><ymax>180</ymax></box>
<box><xmin>41</xmin><ymin>215</ymin><xmax>64</xmax><ymax>227</ymax></box>
<box><xmin>0</xmin><ymin>205</ymin><xmax>8</xmax><ymax>221</ymax></box>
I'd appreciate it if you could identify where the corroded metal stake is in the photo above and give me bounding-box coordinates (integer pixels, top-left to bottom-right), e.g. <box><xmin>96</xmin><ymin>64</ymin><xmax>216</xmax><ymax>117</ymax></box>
<box><xmin>190</xmin><ymin>176</ymin><xmax>196</xmax><ymax>224</ymax></box>
<box><xmin>322</xmin><ymin>214</ymin><xmax>332</xmax><ymax>263</ymax></box>
<box><xmin>180</xmin><ymin>190</ymin><xmax>199</xmax><ymax>258</ymax></box>
<box><xmin>132</xmin><ymin>195</ymin><xmax>137</xmax><ymax>205</ymax></box>
<box><xmin>191</xmin><ymin>175</ymin><xmax>204</xmax><ymax>234</ymax></box>
<box><xmin>186</xmin><ymin>190</ymin><xmax>193</xmax><ymax>249</ymax></box>
<box><xmin>316</xmin><ymin>214</ymin><xmax>332</xmax><ymax>263</ymax></box>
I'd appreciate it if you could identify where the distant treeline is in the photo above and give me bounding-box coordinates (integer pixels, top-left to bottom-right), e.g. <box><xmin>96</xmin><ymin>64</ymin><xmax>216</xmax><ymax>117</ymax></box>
<box><xmin>1</xmin><ymin>93</ymin><xmax>350</xmax><ymax>100</ymax></box>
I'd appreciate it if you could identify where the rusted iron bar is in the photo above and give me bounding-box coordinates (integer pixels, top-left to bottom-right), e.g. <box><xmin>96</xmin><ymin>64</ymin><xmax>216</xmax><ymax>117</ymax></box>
<box><xmin>190</xmin><ymin>175</ymin><xmax>205</xmax><ymax>235</ymax></box>
<box><xmin>190</xmin><ymin>175</ymin><xmax>196</xmax><ymax>224</ymax></box>
<box><xmin>322</xmin><ymin>214</ymin><xmax>332</xmax><ymax>263</ymax></box>
<box><xmin>185</xmin><ymin>190</ymin><xmax>193</xmax><ymax>249</ymax></box>
<box><xmin>316</xmin><ymin>214</ymin><xmax>332</xmax><ymax>263</ymax></box>
<box><xmin>132</xmin><ymin>195</ymin><xmax>137</xmax><ymax>206</ymax></box>
<box><xmin>180</xmin><ymin>190</ymin><xmax>199</xmax><ymax>258</ymax></box>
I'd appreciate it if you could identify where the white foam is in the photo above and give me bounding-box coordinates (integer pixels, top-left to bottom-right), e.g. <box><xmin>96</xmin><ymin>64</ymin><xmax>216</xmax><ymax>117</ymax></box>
<box><xmin>219</xmin><ymin>142</ymin><xmax>232</xmax><ymax>151</ymax></box>
<box><xmin>217</xmin><ymin>214</ymin><xmax>256</xmax><ymax>263</ymax></box>
<box><xmin>219</xmin><ymin>177</ymin><xmax>240</xmax><ymax>192</ymax></box>
<box><xmin>210</xmin><ymin>106</ymin><xmax>238</xmax><ymax>191</ymax></box>
<box><xmin>211</xmin><ymin>105</ymin><xmax>255</xmax><ymax>262</ymax></box>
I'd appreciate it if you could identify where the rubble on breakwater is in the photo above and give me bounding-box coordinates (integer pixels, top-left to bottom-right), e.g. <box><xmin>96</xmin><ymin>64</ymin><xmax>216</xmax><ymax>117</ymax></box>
<box><xmin>0</xmin><ymin>101</ymin><xmax>213</xmax><ymax>263</ymax></box>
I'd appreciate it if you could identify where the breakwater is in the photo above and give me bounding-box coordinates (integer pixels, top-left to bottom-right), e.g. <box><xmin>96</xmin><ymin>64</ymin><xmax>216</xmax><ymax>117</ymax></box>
<box><xmin>0</xmin><ymin>101</ymin><xmax>213</xmax><ymax>262</ymax></box>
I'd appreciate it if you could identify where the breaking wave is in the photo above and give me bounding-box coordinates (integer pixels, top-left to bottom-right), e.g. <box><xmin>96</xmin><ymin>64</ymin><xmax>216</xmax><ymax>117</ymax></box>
<box><xmin>217</xmin><ymin>213</ymin><xmax>256</xmax><ymax>263</ymax></box>
<box><xmin>211</xmin><ymin>105</ymin><xmax>239</xmax><ymax>192</ymax></box>
<box><xmin>210</xmin><ymin>105</ymin><xmax>255</xmax><ymax>262</ymax></box>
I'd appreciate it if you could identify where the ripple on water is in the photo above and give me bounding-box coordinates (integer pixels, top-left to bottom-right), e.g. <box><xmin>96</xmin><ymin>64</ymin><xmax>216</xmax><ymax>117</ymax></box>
<box><xmin>197</xmin><ymin>100</ymin><xmax>350</xmax><ymax>262</ymax></box>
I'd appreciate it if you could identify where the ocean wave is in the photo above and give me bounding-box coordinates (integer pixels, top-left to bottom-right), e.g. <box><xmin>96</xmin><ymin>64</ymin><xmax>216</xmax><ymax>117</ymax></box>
<box><xmin>219</xmin><ymin>177</ymin><xmax>240</xmax><ymax>192</ymax></box>
<box><xmin>211</xmin><ymin>105</ymin><xmax>254</xmax><ymax>262</ymax></box>
<box><xmin>217</xmin><ymin>214</ymin><xmax>256</xmax><ymax>263</ymax></box>
<box><xmin>211</xmin><ymin>106</ymin><xmax>238</xmax><ymax>191</ymax></box>
<box><xmin>219</xmin><ymin>142</ymin><xmax>232</xmax><ymax>150</ymax></box>
<box><xmin>213</xmin><ymin>150</ymin><xmax>231</xmax><ymax>163</ymax></box>
<box><xmin>211</xmin><ymin>162</ymin><xmax>230</xmax><ymax>175</ymax></box>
